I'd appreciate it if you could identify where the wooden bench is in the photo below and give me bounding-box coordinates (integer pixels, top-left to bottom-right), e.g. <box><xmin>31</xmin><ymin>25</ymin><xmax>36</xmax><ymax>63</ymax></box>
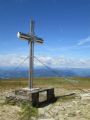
<box><xmin>15</xmin><ymin>88</ymin><xmax>55</xmax><ymax>106</ymax></box>
<box><xmin>31</xmin><ymin>88</ymin><xmax>55</xmax><ymax>106</ymax></box>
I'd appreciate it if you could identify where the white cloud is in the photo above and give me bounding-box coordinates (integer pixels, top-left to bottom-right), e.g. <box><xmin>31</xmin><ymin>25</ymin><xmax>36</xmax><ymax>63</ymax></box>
<box><xmin>0</xmin><ymin>54</ymin><xmax>90</xmax><ymax>68</ymax></box>
<box><xmin>0</xmin><ymin>54</ymin><xmax>28</xmax><ymax>67</ymax></box>
<box><xmin>34</xmin><ymin>56</ymin><xmax>90</xmax><ymax>68</ymax></box>
<box><xmin>78</xmin><ymin>36</ymin><xmax>90</xmax><ymax>46</ymax></box>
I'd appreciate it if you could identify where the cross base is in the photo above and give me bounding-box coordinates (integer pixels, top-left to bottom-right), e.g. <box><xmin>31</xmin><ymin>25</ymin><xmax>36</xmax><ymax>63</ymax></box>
<box><xmin>22</xmin><ymin>87</ymin><xmax>40</xmax><ymax>92</ymax></box>
<box><xmin>6</xmin><ymin>87</ymin><xmax>56</xmax><ymax>107</ymax></box>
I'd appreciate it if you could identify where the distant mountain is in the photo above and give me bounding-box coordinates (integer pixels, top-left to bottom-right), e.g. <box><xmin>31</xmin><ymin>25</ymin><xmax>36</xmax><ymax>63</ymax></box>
<box><xmin>0</xmin><ymin>67</ymin><xmax>90</xmax><ymax>79</ymax></box>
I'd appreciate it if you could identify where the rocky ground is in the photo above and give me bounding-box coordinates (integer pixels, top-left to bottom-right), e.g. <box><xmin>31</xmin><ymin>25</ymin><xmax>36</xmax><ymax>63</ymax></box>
<box><xmin>38</xmin><ymin>89</ymin><xmax>90</xmax><ymax>120</ymax></box>
<box><xmin>0</xmin><ymin>90</ymin><xmax>21</xmax><ymax>120</ymax></box>
<box><xmin>0</xmin><ymin>88</ymin><xmax>90</xmax><ymax>120</ymax></box>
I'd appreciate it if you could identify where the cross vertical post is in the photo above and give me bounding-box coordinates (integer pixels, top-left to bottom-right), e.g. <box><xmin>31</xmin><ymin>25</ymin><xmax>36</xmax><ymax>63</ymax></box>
<box><xmin>29</xmin><ymin>20</ymin><xmax>35</xmax><ymax>89</ymax></box>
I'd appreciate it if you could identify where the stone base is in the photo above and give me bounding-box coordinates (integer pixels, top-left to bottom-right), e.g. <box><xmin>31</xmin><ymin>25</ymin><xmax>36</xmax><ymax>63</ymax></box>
<box><xmin>6</xmin><ymin>88</ymin><xmax>56</xmax><ymax>107</ymax></box>
<box><xmin>22</xmin><ymin>87</ymin><xmax>40</xmax><ymax>92</ymax></box>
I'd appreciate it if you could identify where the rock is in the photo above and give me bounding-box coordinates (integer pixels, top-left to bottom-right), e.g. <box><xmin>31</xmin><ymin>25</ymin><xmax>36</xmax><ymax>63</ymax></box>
<box><xmin>80</xmin><ymin>93</ymin><xmax>90</xmax><ymax>100</ymax></box>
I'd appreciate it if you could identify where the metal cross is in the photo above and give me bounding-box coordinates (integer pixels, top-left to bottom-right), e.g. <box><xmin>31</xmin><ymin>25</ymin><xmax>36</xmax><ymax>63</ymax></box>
<box><xmin>17</xmin><ymin>20</ymin><xmax>44</xmax><ymax>90</ymax></box>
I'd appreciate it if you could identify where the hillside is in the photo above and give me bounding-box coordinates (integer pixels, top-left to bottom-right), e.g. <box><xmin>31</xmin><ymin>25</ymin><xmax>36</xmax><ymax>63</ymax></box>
<box><xmin>0</xmin><ymin>77</ymin><xmax>90</xmax><ymax>120</ymax></box>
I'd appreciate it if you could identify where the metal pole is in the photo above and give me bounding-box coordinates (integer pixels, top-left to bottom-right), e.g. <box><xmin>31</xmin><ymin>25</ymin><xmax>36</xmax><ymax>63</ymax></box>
<box><xmin>29</xmin><ymin>41</ymin><xmax>34</xmax><ymax>89</ymax></box>
<box><xmin>29</xmin><ymin>20</ymin><xmax>35</xmax><ymax>89</ymax></box>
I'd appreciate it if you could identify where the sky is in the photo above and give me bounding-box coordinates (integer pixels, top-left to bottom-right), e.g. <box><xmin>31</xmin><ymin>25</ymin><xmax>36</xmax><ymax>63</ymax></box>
<box><xmin>0</xmin><ymin>0</ymin><xmax>90</xmax><ymax>68</ymax></box>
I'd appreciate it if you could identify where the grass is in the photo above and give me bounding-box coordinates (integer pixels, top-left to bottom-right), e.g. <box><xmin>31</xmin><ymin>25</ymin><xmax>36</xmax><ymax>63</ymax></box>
<box><xmin>19</xmin><ymin>102</ymin><xmax>38</xmax><ymax>120</ymax></box>
<box><xmin>0</xmin><ymin>77</ymin><xmax>90</xmax><ymax>90</ymax></box>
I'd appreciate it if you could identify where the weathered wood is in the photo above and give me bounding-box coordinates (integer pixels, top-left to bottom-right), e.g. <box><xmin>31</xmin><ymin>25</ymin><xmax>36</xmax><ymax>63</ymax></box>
<box><xmin>47</xmin><ymin>88</ymin><xmax>55</xmax><ymax>102</ymax></box>
<box><xmin>32</xmin><ymin>92</ymin><xmax>39</xmax><ymax>106</ymax></box>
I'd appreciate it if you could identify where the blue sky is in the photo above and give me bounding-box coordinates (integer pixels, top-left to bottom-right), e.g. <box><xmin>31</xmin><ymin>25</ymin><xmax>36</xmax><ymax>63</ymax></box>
<box><xmin>0</xmin><ymin>0</ymin><xmax>90</xmax><ymax>68</ymax></box>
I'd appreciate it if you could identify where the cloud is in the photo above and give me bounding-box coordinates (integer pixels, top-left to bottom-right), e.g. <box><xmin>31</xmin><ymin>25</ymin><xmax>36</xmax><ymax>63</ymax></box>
<box><xmin>0</xmin><ymin>54</ymin><xmax>90</xmax><ymax>68</ymax></box>
<box><xmin>78</xmin><ymin>36</ymin><xmax>90</xmax><ymax>46</ymax></box>
<box><xmin>32</xmin><ymin>56</ymin><xmax>90</xmax><ymax>68</ymax></box>
<box><xmin>0</xmin><ymin>54</ymin><xmax>29</xmax><ymax>67</ymax></box>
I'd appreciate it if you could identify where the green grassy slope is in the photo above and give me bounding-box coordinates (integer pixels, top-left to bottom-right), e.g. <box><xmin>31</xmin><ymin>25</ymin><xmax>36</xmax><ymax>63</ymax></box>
<box><xmin>0</xmin><ymin>77</ymin><xmax>90</xmax><ymax>90</ymax></box>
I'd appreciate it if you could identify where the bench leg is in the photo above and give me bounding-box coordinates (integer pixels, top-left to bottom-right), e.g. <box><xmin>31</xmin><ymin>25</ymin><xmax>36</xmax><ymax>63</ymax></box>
<box><xmin>32</xmin><ymin>93</ymin><xmax>39</xmax><ymax>106</ymax></box>
<box><xmin>47</xmin><ymin>88</ymin><xmax>55</xmax><ymax>102</ymax></box>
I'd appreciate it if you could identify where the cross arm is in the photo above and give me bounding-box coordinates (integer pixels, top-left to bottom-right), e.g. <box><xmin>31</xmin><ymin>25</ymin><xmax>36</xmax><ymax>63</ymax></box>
<box><xmin>17</xmin><ymin>32</ymin><xmax>44</xmax><ymax>44</ymax></box>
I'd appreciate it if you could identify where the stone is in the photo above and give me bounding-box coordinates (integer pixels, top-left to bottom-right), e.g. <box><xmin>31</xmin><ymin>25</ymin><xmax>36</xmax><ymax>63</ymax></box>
<box><xmin>80</xmin><ymin>93</ymin><xmax>90</xmax><ymax>100</ymax></box>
